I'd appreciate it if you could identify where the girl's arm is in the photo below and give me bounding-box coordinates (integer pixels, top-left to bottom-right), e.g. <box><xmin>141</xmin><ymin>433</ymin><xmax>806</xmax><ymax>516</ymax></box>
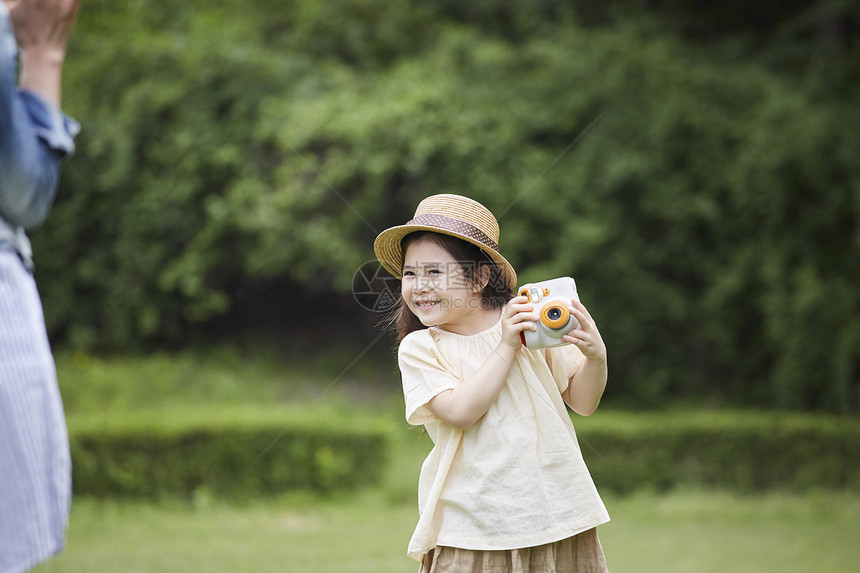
<box><xmin>425</xmin><ymin>296</ymin><xmax>537</xmax><ymax>430</ymax></box>
<box><xmin>560</xmin><ymin>299</ymin><xmax>607</xmax><ymax>416</ymax></box>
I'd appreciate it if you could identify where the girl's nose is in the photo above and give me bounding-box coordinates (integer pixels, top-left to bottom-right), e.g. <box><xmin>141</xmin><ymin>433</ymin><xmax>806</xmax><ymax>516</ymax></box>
<box><xmin>413</xmin><ymin>276</ymin><xmax>432</xmax><ymax>293</ymax></box>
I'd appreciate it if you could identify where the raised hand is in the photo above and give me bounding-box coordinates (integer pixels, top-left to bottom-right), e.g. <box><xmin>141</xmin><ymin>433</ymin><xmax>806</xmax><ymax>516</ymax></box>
<box><xmin>499</xmin><ymin>295</ymin><xmax>538</xmax><ymax>350</ymax></box>
<box><xmin>9</xmin><ymin>0</ymin><xmax>81</xmax><ymax>105</ymax></box>
<box><xmin>561</xmin><ymin>298</ymin><xmax>607</xmax><ymax>363</ymax></box>
<box><xmin>9</xmin><ymin>0</ymin><xmax>80</xmax><ymax>51</ymax></box>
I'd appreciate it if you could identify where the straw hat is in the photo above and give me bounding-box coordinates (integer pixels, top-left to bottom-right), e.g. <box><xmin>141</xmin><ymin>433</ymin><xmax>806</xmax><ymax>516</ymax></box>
<box><xmin>373</xmin><ymin>194</ymin><xmax>517</xmax><ymax>290</ymax></box>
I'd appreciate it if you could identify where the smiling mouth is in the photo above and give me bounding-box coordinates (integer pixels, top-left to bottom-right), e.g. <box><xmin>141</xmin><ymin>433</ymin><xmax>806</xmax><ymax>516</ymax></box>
<box><xmin>414</xmin><ymin>300</ymin><xmax>440</xmax><ymax>310</ymax></box>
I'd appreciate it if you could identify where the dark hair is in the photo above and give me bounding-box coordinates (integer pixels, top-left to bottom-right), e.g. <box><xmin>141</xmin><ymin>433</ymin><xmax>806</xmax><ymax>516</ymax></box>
<box><xmin>384</xmin><ymin>232</ymin><xmax>515</xmax><ymax>343</ymax></box>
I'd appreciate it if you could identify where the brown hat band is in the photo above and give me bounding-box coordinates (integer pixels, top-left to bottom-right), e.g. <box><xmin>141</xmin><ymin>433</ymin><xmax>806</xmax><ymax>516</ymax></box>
<box><xmin>406</xmin><ymin>213</ymin><xmax>500</xmax><ymax>252</ymax></box>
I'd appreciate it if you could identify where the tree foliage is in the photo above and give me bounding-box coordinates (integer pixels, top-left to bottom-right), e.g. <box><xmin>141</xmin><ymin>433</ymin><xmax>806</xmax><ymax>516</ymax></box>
<box><xmin>32</xmin><ymin>0</ymin><xmax>859</xmax><ymax>411</ymax></box>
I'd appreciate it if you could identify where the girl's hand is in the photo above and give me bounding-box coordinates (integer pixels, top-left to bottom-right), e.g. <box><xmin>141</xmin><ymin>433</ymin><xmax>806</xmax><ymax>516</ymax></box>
<box><xmin>499</xmin><ymin>295</ymin><xmax>538</xmax><ymax>350</ymax></box>
<box><xmin>562</xmin><ymin>299</ymin><xmax>607</xmax><ymax>363</ymax></box>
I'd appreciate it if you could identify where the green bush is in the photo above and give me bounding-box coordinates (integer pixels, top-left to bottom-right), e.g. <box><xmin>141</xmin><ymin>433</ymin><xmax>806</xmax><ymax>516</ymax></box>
<box><xmin>574</xmin><ymin>411</ymin><xmax>860</xmax><ymax>493</ymax></box>
<box><xmin>30</xmin><ymin>0</ymin><xmax>859</xmax><ymax>412</ymax></box>
<box><xmin>68</xmin><ymin>407</ymin><xmax>859</xmax><ymax>498</ymax></box>
<box><xmin>69</xmin><ymin>411</ymin><xmax>387</xmax><ymax>499</ymax></box>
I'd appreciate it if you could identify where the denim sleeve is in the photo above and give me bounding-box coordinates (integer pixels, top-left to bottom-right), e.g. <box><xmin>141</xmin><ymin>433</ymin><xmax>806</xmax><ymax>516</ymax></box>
<box><xmin>0</xmin><ymin>3</ymin><xmax>80</xmax><ymax>230</ymax></box>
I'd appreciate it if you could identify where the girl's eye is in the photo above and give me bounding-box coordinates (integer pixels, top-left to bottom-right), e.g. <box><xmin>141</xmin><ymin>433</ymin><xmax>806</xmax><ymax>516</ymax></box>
<box><xmin>403</xmin><ymin>271</ymin><xmax>415</xmax><ymax>277</ymax></box>
<box><xmin>428</xmin><ymin>269</ymin><xmax>442</xmax><ymax>275</ymax></box>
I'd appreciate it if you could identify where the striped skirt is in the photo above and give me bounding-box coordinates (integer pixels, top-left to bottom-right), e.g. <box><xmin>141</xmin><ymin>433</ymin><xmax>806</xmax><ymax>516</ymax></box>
<box><xmin>0</xmin><ymin>251</ymin><xmax>71</xmax><ymax>573</ymax></box>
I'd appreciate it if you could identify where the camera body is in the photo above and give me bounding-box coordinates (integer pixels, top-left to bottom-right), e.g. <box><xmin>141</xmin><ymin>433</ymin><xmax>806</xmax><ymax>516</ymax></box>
<box><xmin>518</xmin><ymin>277</ymin><xmax>580</xmax><ymax>349</ymax></box>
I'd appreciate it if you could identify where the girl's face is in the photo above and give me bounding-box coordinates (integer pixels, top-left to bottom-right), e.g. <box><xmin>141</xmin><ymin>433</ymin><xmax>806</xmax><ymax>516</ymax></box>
<box><xmin>401</xmin><ymin>237</ymin><xmax>489</xmax><ymax>335</ymax></box>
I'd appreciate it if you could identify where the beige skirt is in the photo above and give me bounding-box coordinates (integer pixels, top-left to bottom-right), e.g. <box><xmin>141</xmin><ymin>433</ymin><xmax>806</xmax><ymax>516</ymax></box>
<box><xmin>419</xmin><ymin>528</ymin><xmax>608</xmax><ymax>573</ymax></box>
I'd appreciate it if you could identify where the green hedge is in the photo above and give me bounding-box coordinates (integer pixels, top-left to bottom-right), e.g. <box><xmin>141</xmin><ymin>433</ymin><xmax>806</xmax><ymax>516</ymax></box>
<box><xmin>575</xmin><ymin>411</ymin><xmax>860</xmax><ymax>494</ymax></box>
<box><xmin>69</xmin><ymin>409</ymin><xmax>860</xmax><ymax>498</ymax></box>
<box><xmin>69</xmin><ymin>410</ymin><xmax>387</xmax><ymax>499</ymax></box>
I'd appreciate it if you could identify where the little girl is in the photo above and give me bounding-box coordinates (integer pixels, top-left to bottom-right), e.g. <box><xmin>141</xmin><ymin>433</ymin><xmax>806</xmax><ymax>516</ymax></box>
<box><xmin>374</xmin><ymin>194</ymin><xmax>610</xmax><ymax>572</ymax></box>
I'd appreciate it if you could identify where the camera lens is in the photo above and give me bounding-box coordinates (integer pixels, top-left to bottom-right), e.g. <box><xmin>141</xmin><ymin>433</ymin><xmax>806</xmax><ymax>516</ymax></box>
<box><xmin>540</xmin><ymin>303</ymin><xmax>570</xmax><ymax>329</ymax></box>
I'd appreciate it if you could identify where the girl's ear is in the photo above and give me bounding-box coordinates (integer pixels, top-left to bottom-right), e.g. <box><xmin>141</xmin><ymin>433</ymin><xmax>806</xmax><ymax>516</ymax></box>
<box><xmin>473</xmin><ymin>264</ymin><xmax>491</xmax><ymax>292</ymax></box>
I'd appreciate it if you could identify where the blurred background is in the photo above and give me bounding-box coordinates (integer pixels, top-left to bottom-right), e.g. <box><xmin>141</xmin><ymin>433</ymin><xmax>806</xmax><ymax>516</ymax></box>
<box><xmin>29</xmin><ymin>0</ymin><xmax>859</xmax><ymax>571</ymax></box>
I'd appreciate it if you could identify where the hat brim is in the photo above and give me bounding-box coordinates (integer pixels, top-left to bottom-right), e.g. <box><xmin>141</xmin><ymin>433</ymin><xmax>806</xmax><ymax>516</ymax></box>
<box><xmin>373</xmin><ymin>223</ymin><xmax>517</xmax><ymax>291</ymax></box>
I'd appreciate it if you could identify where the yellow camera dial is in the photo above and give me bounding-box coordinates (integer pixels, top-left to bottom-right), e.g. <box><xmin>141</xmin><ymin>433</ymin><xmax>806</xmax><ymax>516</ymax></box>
<box><xmin>519</xmin><ymin>286</ymin><xmax>551</xmax><ymax>303</ymax></box>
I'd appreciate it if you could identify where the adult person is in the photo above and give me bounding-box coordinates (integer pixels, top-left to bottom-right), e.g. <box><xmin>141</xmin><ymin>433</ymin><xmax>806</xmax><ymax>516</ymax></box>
<box><xmin>0</xmin><ymin>1</ymin><xmax>81</xmax><ymax>571</ymax></box>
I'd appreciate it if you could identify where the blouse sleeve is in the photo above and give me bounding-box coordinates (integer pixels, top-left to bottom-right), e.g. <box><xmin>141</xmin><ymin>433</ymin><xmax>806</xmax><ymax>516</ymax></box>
<box><xmin>398</xmin><ymin>332</ymin><xmax>460</xmax><ymax>426</ymax></box>
<box><xmin>0</xmin><ymin>5</ymin><xmax>79</xmax><ymax>230</ymax></box>
<box><xmin>544</xmin><ymin>344</ymin><xmax>586</xmax><ymax>395</ymax></box>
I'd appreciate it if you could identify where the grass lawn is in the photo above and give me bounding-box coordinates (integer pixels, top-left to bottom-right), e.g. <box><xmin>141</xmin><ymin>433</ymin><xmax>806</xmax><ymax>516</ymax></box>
<box><xmin>34</xmin><ymin>490</ymin><xmax>860</xmax><ymax>573</ymax></box>
<box><xmin>43</xmin><ymin>349</ymin><xmax>860</xmax><ymax>572</ymax></box>
<box><xmin>600</xmin><ymin>490</ymin><xmax>860</xmax><ymax>573</ymax></box>
<box><xmin>34</xmin><ymin>493</ymin><xmax>416</xmax><ymax>573</ymax></box>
